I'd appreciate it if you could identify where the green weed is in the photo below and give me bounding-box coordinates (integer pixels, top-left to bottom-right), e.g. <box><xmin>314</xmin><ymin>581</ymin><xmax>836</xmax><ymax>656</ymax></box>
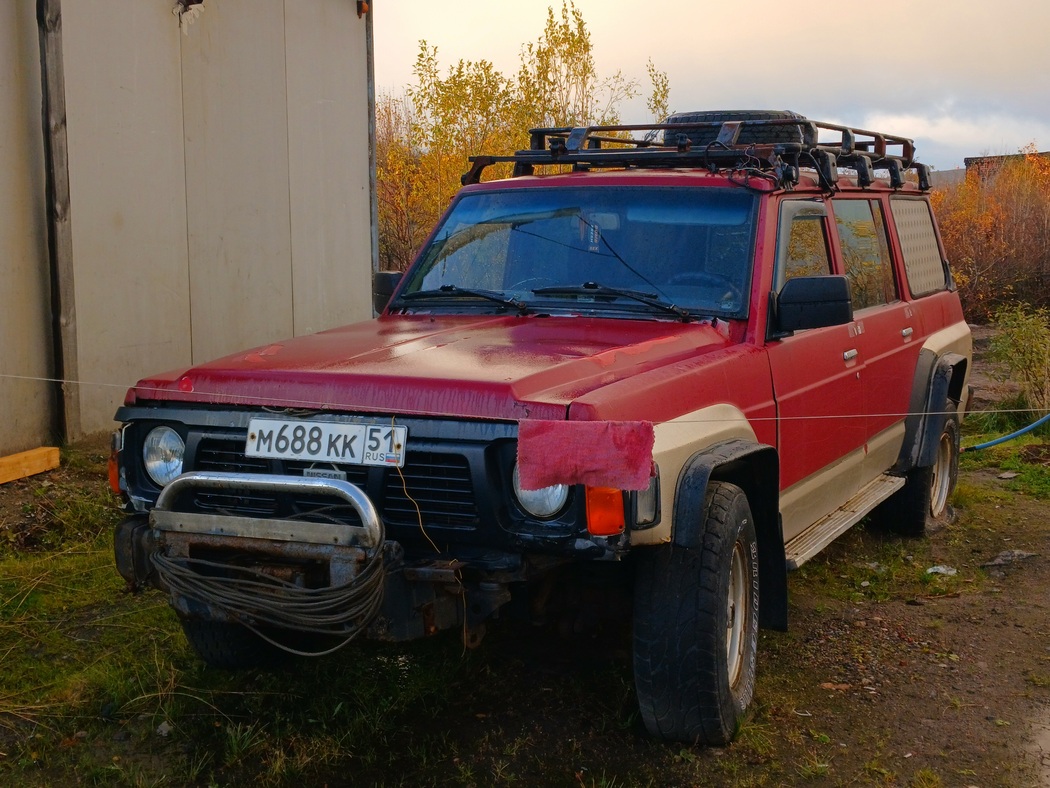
<box><xmin>964</xmin><ymin>437</ymin><xmax>1050</xmax><ymax>498</ymax></box>
<box><xmin>863</xmin><ymin>758</ymin><xmax>896</xmax><ymax>783</ymax></box>
<box><xmin>223</xmin><ymin>721</ymin><xmax>266</xmax><ymax>766</ymax></box>
<box><xmin>963</xmin><ymin>393</ymin><xmax>1044</xmax><ymax>440</ymax></box>
<box><xmin>735</xmin><ymin>719</ymin><xmax>775</xmax><ymax>760</ymax></box>
<box><xmin>910</xmin><ymin>766</ymin><xmax>943</xmax><ymax>787</ymax></box>
<box><xmin>794</xmin><ymin>748</ymin><xmax>831</xmax><ymax>779</ymax></box>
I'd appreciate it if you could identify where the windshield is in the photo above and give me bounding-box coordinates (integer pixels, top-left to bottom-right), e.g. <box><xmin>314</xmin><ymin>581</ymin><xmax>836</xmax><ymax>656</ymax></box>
<box><xmin>396</xmin><ymin>186</ymin><xmax>757</xmax><ymax>319</ymax></box>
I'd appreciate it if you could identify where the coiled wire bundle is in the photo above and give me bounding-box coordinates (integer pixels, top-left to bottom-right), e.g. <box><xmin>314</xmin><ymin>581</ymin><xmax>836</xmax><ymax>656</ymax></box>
<box><xmin>151</xmin><ymin>544</ymin><xmax>385</xmax><ymax>657</ymax></box>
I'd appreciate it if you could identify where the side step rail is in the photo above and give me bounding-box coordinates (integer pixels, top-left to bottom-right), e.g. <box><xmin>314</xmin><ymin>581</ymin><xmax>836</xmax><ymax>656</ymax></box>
<box><xmin>784</xmin><ymin>474</ymin><xmax>905</xmax><ymax>569</ymax></box>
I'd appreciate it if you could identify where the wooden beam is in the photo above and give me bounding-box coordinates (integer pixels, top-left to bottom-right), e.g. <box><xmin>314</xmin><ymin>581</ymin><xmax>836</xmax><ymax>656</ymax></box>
<box><xmin>0</xmin><ymin>447</ymin><xmax>61</xmax><ymax>486</ymax></box>
<box><xmin>37</xmin><ymin>0</ymin><xmax>81</xmax><ymax>441</ymax></box>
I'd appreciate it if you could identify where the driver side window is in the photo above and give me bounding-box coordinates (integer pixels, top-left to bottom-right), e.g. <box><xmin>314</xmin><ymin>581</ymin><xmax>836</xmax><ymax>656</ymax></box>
<box><xmin>776</xmin><ymin>200</ymin><xmax>832</xmax><ymax>291</ymax></box>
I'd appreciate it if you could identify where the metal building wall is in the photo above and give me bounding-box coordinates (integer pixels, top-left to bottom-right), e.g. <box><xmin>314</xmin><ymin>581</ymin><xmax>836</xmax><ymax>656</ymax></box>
<box><xmin>61</xmin><ymin>0</ymin><xmax>194</xmax><ymax>439</ymax></box>
<box><xmin>62</xmin><ymin>0</ymin><xmax>375</xmax><ymax>435</ymax></box>
<box><xmin>0</xmin><ymin>2</ymin><xmax>55</xmax><ymax>454</ymax></box>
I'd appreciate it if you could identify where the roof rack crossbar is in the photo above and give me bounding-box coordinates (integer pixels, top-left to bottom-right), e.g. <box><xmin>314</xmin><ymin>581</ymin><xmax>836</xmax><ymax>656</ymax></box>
<box><xmin>460</xmin><ymin>117</ymin><xmax>927</xmax><ymax>190</ymax></box>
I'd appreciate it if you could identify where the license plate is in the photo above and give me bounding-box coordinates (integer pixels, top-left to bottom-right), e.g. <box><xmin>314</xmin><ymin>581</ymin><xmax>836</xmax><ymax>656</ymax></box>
<box><xmin>246</xmin><ymin>418</ymin><xmax>408</xmax><ymax>467</ymax></box>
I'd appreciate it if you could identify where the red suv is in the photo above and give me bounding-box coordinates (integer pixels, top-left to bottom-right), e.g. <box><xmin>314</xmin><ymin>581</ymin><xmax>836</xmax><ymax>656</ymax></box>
<box><xmin>111</xmin><ymin>111</ymin><xmax>971</xmax><ymax>744</ymax></box>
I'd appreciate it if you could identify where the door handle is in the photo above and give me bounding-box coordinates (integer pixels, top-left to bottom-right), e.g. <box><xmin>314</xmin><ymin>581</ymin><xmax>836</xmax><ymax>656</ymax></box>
<box><xmin>843</xmin><ymin>348</ymin><xmax>858</xmax><ymax>362</ymax></box>
<box><xmin>901</xmin><ymin>327</ymin><xmax>914</xmax><ymax>339</ymax></box>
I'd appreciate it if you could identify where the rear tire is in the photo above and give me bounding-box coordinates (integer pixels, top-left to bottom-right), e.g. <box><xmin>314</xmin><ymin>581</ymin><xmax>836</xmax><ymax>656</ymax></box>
<box><xmin>180</xmin><ymin>619</ymin><xmax>292</xmax><ymax>670</ymax></box>
<box><xmin>633</xmin><ymin>481</ymin><xmax>759</xmax><ymax>744</ymax></box>
<box><xmin>879</xmin><ymin>413</ymin><xmax>960</xmax><ymax>537</ymax></box>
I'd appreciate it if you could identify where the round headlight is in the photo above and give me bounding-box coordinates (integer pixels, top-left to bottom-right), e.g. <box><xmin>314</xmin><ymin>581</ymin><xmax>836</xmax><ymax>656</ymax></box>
<box><xmin>142</xmin><ymin>426</ymin><xmax>185</xmax><ymax>487</ymax></box>
<box><xmin>512</xmin><ymin>464</ymin><xmax>569</xmax><ymax>519</ymax></box>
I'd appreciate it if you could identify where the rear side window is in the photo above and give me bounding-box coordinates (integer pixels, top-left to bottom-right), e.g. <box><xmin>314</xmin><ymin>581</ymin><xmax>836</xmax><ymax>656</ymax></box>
<box><xmin>833</xmin><ymin>199</ymin><xmax>896</xmax><ymax>310</ymax></box>
<box><xmin>890</xmin><ymin>198</ymin><xmax>947</xmax><ymax>297</ymax></box>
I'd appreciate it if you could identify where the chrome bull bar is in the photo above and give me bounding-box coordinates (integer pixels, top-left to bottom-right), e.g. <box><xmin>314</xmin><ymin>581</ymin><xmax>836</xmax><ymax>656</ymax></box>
<box><xmin>147</xmin><ymin>471</ymin><xmax>387</xmax><ymax>652</ymax></box>
<box><xmin>151</xmin><ymin>471</ymin><xmax>383</xmax><ymax>549</ymax></box>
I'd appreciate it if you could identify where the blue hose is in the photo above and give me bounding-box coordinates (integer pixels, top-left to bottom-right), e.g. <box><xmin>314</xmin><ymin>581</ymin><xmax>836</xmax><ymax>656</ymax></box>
<box><xmin>962</xmin><ymin>411</ymin><xmax>1050</xmax><ymax>452</ymax></box>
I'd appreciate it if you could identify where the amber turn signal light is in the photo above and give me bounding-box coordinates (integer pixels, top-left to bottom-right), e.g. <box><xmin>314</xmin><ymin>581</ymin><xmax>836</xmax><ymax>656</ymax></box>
<box><xmin>585</xmin><ymin>486</ymin><xmax>625</xmax><ymax>536</ymax></box>
<box><xmin>108</xmin><ymin>430</ymin><xmax>122</xmax><ymax>496</ymax></box>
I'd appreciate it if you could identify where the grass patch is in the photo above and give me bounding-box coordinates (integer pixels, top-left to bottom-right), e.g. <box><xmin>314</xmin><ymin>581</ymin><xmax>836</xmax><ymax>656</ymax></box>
<box><xmin>963</xmin><ymin>393</ymin><xmax>1049</xmax><ymax>441</ymax></box>
<box><xmin>1</xmin><ymin>443</ymin><xmax>121</xmax><ymax>555</ymax></box>
<box><xmin>910</xmin><ymin>766</ymin><xmax>943</xmax><ymax>787</ymax></box>
<box><xmin>959</xmin><ymin>433</ymin><xmax>1050</xmax><ymax>499</ymax></box>
<box><xmin>792</xmin><ymin>525</ymin><xmax>977</xmax><ymax>604</ymax></box>
<box><xmin>0</xmin><ymin>435</ymin><xmax>1045</xmax><ymax>785</ymax></box>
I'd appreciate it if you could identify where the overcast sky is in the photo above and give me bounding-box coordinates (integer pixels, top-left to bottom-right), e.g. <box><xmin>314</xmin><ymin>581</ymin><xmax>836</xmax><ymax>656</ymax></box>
<box><xmin>372</xmin><ymin>0</ymin><xmax>1050</xmax><ymax>171</ymax></box>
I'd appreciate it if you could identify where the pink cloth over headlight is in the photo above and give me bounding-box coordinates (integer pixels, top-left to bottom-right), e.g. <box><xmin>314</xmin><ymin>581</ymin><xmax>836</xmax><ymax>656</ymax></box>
<box><xmin>517</xmin><ymin>419</ymin><xmax>655</xmax><ymax>491</ymax></box>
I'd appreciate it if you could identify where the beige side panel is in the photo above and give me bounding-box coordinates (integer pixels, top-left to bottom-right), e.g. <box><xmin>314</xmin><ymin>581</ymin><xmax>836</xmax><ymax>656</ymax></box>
<box><xmin>285</xmin><ymin>0</ymin><xmax>373</xmax><ymax>334</ymax></box>
<box><xmin>181</xmin><ymin>0</ymin><xmax>293</xmax><ymax>362</ymax></box>
<box><xmin>62</xmin><ymin>0</ymin><xmax>191</xmax><ymax>433</ymax></box>
<box><xmin>0</xmin><ymin>2</ymin><xmax>55</xmax><ymax>454</ymax></box>
<box><xmin>923</xmin><ymin>320</ymin><xmax>973</xmax><ymax>382</ymax></box>
<box><xmin>631</xmin><ymin>405</ymin><xmax>758</xmax><ymax>546</ymax></box>
<box><xmin>779</xmin><ymin>447</ymin><xmax>865</xmax><ymax>541</ymax></box>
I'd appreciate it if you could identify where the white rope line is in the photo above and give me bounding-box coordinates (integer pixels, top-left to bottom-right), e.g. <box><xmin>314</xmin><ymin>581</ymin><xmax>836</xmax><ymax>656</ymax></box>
<box><xmin>0</xmin><ymin>371</ymin><xmax>1041</xmax><ymax>424</ymax></box>
<box><xmin>0</xmin><ymin>371</ymin><xmax>131</xmax><ymax>391</ymax></box>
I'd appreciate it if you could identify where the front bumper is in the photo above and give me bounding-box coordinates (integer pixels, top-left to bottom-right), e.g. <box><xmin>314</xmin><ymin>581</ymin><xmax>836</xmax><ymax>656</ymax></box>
<box><xmin>115</xmin><ymin>471</ymin><xmax>520</xmax><ymax>646</ymax></box>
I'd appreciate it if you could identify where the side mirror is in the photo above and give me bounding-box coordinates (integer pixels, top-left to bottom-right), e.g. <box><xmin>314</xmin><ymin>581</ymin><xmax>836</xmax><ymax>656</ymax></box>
<box><xmin>372</xmin><ymin>270</ymin><xmax>403</xmax><ymax>314</ymax></box>
<box><xmin>773</xmin><ymin>275</ymin><xmax>853</xmax><ymax>335</ymax></box>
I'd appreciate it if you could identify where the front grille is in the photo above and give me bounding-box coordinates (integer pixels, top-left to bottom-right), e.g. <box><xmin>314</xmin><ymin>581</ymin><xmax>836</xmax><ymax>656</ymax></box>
<box><xmin>187</xmin><ymin>437</ymin><xmax>478</xmax><ymax>529</ymax></box>
<box><xmin>382</xmin><ymin>451</ymin><xmax>477</xmax><ymax>527</ymax></box>
<box><xmin>196</xmin><ymin>441</ymin><xmax>269</xmax><ymax>474</ymax></box>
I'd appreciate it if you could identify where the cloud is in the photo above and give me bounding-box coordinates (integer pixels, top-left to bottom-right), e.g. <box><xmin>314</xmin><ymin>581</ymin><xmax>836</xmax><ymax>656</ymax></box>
<box><xmin>859</xmin><ymin>110</ymin><xmax>1050</xmax><ymax>169</ymax></box>
<box><xmin>374</xmin><ymin>0</ymin><xmax>1050</xmax><ymax>171</ymax></box>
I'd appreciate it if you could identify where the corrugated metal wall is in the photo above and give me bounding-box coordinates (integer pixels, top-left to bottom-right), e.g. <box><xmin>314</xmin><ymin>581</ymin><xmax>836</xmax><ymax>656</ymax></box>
<box><xmin>0</xmin><ymin>0</ymin><xmax>374</xmax><ymax>454</ymax></box>
<box><xmin>0</xmin><ymin>2</ymin><xmax>55</xmax><ymax>454</ymax></box>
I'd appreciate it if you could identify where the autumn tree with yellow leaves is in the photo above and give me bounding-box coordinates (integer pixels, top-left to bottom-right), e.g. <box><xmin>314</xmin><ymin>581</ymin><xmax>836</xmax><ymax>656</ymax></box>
<box><xmin>375</xmin><ymin>2</ymin><xmax>670</xmax><ymax>271</ymax></box>
<box><xmin>933</xmin><ymin>146</ymin><xmax>1050</xmax><ymax>321</ymax></box>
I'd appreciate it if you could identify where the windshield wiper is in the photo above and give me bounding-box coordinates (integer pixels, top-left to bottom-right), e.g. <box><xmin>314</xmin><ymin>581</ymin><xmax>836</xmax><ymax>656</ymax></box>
<box><xmin>532</xmin><ymin>282</ymin><xmax>694</xmax><ymax>322</ymax></box>
<box><xmin>399</xmin><ymin>285</ymin><xmax>529</xmax><ymax>315</ymax></box>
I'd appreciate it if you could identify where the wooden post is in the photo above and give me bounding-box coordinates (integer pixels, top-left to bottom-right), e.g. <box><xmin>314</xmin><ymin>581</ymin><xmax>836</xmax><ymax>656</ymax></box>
<box><xmin>37</xmin><ymin>0</ymin><xmax>81</xmax><ymax>441</ymax></box>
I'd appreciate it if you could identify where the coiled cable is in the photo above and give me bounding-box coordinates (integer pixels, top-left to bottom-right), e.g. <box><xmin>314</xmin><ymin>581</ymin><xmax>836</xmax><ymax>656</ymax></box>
<box><xmin>151</xmin><ymin>540</ymin><xmax>385</xmax><ymax>658</ymax></box>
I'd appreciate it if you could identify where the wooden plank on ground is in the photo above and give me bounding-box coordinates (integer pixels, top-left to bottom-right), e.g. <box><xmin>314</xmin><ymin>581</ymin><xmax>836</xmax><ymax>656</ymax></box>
<box><xmin>0</xmin><ymin>448</ymin><xmax>61</xmax><ymax>485</ymax></box>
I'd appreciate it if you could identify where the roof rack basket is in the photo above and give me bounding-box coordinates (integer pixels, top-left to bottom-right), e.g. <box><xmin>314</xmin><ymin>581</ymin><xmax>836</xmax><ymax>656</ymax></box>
<box><xmin>461</xmin><ymin>115</ymin><xmax>931</xmax><ymax>192</ymax></box>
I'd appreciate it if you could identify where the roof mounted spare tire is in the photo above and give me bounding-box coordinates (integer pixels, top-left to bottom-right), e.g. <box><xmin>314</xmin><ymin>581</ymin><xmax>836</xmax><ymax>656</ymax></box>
<box><xmin>662</xmin><ymin>109</ymin><xmax>807</xmax><ymax>148</ymax></box>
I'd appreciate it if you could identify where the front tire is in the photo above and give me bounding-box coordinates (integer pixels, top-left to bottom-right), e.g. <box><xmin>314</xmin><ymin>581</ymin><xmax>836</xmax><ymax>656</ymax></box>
<box><xmin>633</xmin><ymin>481</ymin><xmax>760</xmax><ymax>744</ymax></box>
<box><xmin>180</xmin><ymin>619</ymin><xmax>291</xmax><ymax>670</ymax></box>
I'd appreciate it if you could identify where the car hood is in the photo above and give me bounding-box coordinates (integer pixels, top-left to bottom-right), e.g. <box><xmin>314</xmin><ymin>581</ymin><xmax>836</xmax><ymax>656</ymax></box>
<box><xmin>126</xmin><ymin>315</ymin><xmax>732</xmax><ymax>421</ymax></box>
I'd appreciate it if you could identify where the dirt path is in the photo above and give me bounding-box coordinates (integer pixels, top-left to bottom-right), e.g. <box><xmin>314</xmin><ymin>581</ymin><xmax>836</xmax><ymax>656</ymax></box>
<box><xmin>772</xmin><ymin>493</ymin><xmax>1050</xmax><ymax>786</ymax></box>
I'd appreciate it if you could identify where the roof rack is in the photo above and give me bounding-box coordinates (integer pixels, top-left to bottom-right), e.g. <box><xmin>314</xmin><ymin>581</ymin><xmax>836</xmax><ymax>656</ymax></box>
<box><xmin>461</xmin><ymin>115</ymin><xmax>932</xmax><ymax>192</ymax></box>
